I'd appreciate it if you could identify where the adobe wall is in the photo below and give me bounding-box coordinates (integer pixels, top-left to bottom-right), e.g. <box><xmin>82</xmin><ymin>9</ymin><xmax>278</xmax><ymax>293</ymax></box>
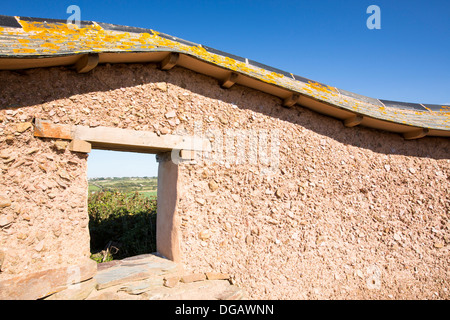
<box><xmin>0</xmin><ymin>63</ymin><xmax>449</xmax><ymax>299</ymax></box>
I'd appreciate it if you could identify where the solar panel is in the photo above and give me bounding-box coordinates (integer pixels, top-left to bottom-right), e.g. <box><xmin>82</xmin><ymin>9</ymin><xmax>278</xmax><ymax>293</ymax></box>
<box><xmin>337</xmin><ymin>88</ymin><xmax>383</xmax><ymax>106</ymax></box>
<box><xmin>201</xmin><ymin>45</ymin><xmax>246</xmax><ymax>62</ymax></box>
<box><xmin>19</xmin><ymin>16</ymin><xmax>94</xmax><ymax>27</ymax></box>
<box><xmin>248</xmin><ymin>59</ymin><xmax>291</xmax><ymax>78</ymax></box>
<box><xmin>0</xmin><ymin>15</ymin><xmax>22</xmax><ymax>28</ymax></box>
<box><xmin>422</xmin><ymin>104</ymin><xmax>450</xmax><ymax>112</ymax></box>
<box><xmin>157</xmin><ymin>32</ymin><xmax>198</xmax><ymax>47</ymax></box>
<box><xmin>379</xmin><ymin>99</ymin><xmax>428</xmax><ymax>111</ymax></box>
<box><xmin>97</xmin><ymin>22</ymin><xmax>153</xmax><ymax>35</ymax></box>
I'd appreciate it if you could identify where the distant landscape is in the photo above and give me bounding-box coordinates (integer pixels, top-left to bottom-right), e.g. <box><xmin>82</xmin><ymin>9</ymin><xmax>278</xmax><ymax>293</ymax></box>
<box><xmin>88</xmin><ymin>176</ymin><xmax>158</xmax><ymax>262</ymax></box>
<box><xmin>88</xmin><ymin>176</ymin><xmax>158</xmax><ymax>198</ymax></box>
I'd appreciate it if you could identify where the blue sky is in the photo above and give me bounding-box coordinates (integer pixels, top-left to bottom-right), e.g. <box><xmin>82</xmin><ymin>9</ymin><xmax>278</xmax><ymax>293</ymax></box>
<box><xmin>87</xmin><ymin>150</ymin><xmax>157</xmax><ymax>178</ymax></box>
<box><xmin>2</xmin><ymin>0</ymin><xmax>449</xmax><ymax>177</ymax></box>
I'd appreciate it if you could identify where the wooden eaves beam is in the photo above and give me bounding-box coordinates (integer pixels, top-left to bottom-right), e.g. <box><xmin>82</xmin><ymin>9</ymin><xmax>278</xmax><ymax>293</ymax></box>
<box><xmin>220</xmin><ymin>72</ymin><xmax>239</xmax><ymax>89</ymax></box>
<box><xmin>159</xmin><ymin>52</ymin><xmax>180</xmax><ymax>71</ymax></box>
<box><xmin>75</xmin><ymin>53</ymin><xmax>99</xmax><ymax>73</ymax></box>
<box><xmin>344</xmin><ymin>115</ymin><xmax>364</xmax><ymax>127</ymax></box>
<box><xmin>282</xmin><ymin>93</ymin><xmax>300</xmax><ymax>108</ymax></box>
<box><xmin>403</xmin><ymin>128</ymin><xmax>429</xmax><ymax>140</ymax></box>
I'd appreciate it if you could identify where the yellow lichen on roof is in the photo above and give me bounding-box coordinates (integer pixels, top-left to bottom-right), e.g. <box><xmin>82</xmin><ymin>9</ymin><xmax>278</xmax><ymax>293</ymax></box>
<box><xmin>9</xmin><ymin>18</ymin><xmax>293</xmax><ymax>90</ymax></box>
<box><xmin>13</xmin><ymin>48</ymin><xmax>36</xmax><ymax>53</ymax></box>
<box><xmin>3</xmin><ymin>17</ymin><xmax>448</xmax><ymax>132</ymax></box>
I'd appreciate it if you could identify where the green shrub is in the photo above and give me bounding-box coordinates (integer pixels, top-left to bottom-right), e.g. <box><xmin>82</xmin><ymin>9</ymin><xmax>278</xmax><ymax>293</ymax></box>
<box><xmin>88</xmin><ymin>191</ymin><xmax>157</xmax><ymax>261</ymax></box>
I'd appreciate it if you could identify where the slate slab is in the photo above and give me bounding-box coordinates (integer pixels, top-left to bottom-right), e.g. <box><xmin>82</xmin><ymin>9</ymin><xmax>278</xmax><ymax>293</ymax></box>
<box><xmin>0</xmin><ymin>258</ymin><xmax>97</xmax><ymax>300</ymax></box>
<box><xmin>44</xmin><ymin>278</ymin><xmax>97</xmax><ymax>300</ymax></box>
<box><xmin>118</xmin><ymin>277</ymin><xmax>164</xmax><ymax>295</ymax></box>
<box><xmin>94</xmin><ymin>254</ymin><xmax>179</xmax><ymax>290</ymax></box>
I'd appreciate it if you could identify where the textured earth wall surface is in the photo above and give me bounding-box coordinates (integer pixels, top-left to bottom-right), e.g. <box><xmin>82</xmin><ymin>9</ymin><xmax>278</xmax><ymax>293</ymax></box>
<box><xmin>0</xmin><ymin>63</ymin><xmax>449</xmax><ymax>299</ymax></box>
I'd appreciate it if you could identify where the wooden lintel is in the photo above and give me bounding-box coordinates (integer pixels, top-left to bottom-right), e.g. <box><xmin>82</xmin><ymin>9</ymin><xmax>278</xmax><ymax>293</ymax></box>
<box><xmin>33</xmin><ymin>119</ymin><xmax>210</xmax><ymax>153</ymax></box>
<box><xmin>220</xmin><ymin>72</ymin><xmax>239</xmax><ymax>89</ymax></box>
<box><xmin>159</xmin><ymin>52</ymin><xmax>179</xmax><ymax>71</ymax></box>
<box><xmin>68</xmin><ymin>140</ymin><xmax>91</xmax><ymax>153</ymax></box>
<box><xmin>403</xmin><ymin>128</ymin><xmax>429</xmax><ymax>140</ymax></box>
<box><xmin>72</xmin><ymin>125</ymin><xmax>210</xmax><ymax>152</ymax></box>
<box><xmin>344</xmin><ymin>115</ymin><xmax>364</xmax><ymax>127</ymax></box>
<box><xmin>282</xmin><ymin>94</ymin><xmax>300</xmax><ymax>108</ymax></box>
<box><xmin>75</xmin><ymin>53</ymin><xmax>99</xmax><ymax>73</ymax></box>
<box><xmin>34</xmin><ymin>119</ymin><xmax>72</xmax><ymax>140</ymax></box>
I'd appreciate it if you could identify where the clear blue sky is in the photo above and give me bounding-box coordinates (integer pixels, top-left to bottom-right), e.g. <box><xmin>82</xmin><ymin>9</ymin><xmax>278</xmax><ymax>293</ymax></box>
<box><xmin>2</xmin><ymin>0</ymin><xmax>449</xmax><ymax>177</ymax></box>
<box><xmin>87</xmin><ymin>150</ymin><xmax>157</xmax><ymax>178</ymax></box>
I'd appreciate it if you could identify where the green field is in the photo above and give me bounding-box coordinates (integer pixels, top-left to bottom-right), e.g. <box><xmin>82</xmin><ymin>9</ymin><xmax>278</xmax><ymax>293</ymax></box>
<box><xmin>88</xmin><ymin>177</ymin><xmax>157</xmax><ymax>198</ymax></box>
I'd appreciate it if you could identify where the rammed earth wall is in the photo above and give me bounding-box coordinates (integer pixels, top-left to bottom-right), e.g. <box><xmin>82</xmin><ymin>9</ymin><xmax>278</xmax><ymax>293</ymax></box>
<box><xmin>0</xmin><ymin>63</ymin><xmax>449</xmax><ymax>299</ymax></box>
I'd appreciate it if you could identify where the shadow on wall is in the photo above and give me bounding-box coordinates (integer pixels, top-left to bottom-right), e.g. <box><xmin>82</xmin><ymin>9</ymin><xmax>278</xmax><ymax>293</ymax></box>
<box><xmin>0</xmin><ymin>63</ymin><xmax>449</xmax><ymax>160</ymax></box>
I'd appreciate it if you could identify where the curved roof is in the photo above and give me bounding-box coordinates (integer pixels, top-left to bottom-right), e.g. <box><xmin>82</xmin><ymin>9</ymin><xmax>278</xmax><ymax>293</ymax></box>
<box><xmin>0</xmin><ymin>15</ymin><xmax>449</xmax><ymax>139</ymax></box>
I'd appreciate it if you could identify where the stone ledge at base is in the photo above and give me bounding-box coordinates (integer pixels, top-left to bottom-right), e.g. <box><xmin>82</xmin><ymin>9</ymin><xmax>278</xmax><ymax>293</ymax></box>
<box><xmin>44</xmin><ymin>278</ymin><xmax>97</xmax><ymax>300</ymax></box>
<box><xmin>84</xmin><ymin>253</ymin><xmax>247</xmax><ymax>300</ymax></box>
<box><xmin>0</xmin><ymin>258</ymin><xmax>97</xmax><ymax>300</ymax></box>
<box><xmin>0</xmin><ymin>253</ymin><xmax>246</xmax><ymax>300</ymax></box>
<box><xmin>86</xmin><ymin>278</ymin><xmax>247</xmax><ymax>301</ymax></box>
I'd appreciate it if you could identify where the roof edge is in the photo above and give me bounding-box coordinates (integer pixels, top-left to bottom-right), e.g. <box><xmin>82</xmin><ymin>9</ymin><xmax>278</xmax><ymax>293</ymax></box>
<box><xmin>0</xmin><ymin>15</ymin><xmax>449</xmax><ymax>138</ymax></box>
